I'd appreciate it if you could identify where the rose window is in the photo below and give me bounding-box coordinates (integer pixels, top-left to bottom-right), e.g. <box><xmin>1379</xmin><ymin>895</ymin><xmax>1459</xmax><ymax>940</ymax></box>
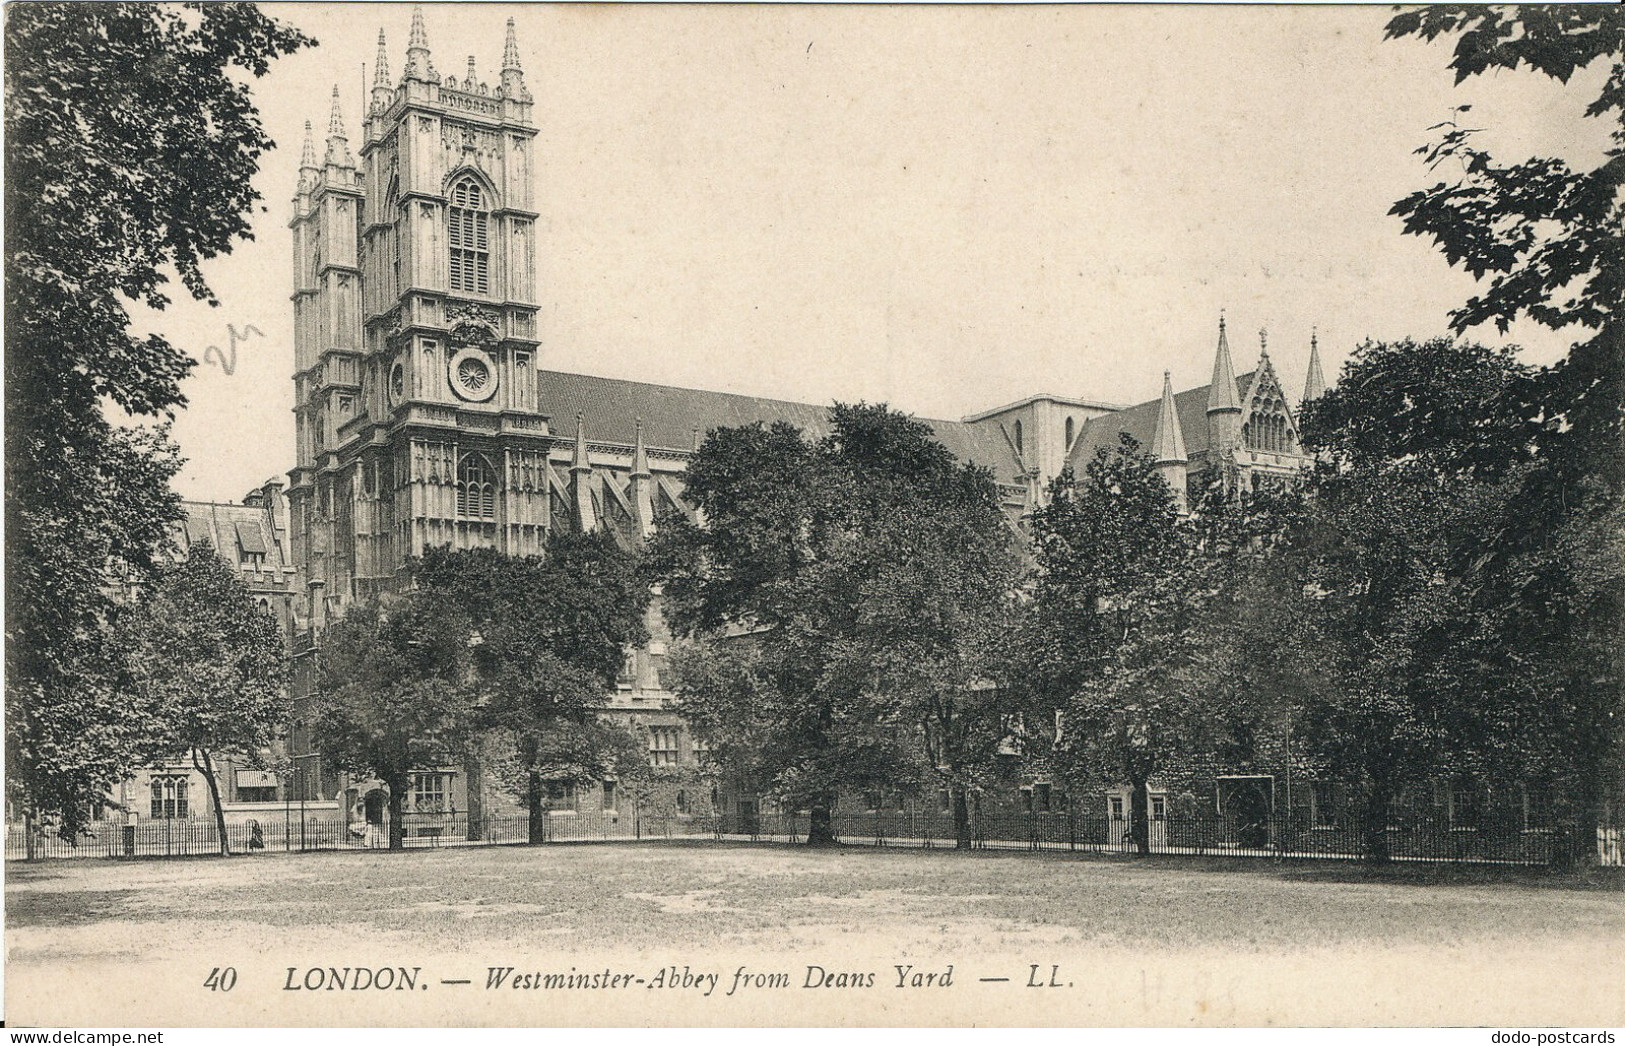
<box><xmin>457</xmin><ymin>357</ymin><xmax>490</xmax><ymax>393</ymax></box>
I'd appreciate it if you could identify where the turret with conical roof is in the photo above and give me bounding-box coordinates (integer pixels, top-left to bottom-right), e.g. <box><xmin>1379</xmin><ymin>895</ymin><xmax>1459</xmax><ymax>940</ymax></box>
<box><xmin>1206</xmin><ymin>312</ymin><xmax>1243</xmax><ymax>455</ymax></box>
<box><xmin>1151</xmin><ymin>370</ymin><xmax>1190</xmax><ymax>513</ymax></box>
<box><xmin>1303</xmin><ymin>327</ymin><xmax>1327</xmax><ymax>405</ymax></box>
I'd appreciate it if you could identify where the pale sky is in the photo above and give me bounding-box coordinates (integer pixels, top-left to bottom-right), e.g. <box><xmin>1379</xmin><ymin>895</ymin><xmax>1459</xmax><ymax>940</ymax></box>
<box><xmin>147</xmin><ymin>3</ymin><xmax>1612</xmax><ymax>503</ymax></box>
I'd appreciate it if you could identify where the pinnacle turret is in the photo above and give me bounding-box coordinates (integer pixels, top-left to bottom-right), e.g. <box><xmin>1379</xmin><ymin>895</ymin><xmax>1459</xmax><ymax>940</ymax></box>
<box><xmin>373</xmin><ymin>29</ymin><xmax>390</xmax><ymax>86</ymax></box>
<box><xmin>570</xmin><ymin>413</ymin><xmax>597</xmax><ymax>533</ymax></box>
<box><xmin>571</xmin><ymin>413</ymin><xmax>592</xmax><ymax>473</ymax></box>
<box><xmin>370</xmin><ymin>29</ymin><xmax>395</xmax><ymax>115</ymax></box>
<box><xmin>629</xmin><ymin>418</ymin><xmax>656</xmax><ymax>539</ymax></box>
<box><xmin>405</xmin><ymin>5</ymin><xmax>436</xmax><ymax>82</ymax></box>
<box><xmin>499</xmin><ymin>17</ymin><xmax>529</xmax><ymax>100</ymax></box>
<box><xmin>299</xmin><ymin>120</ymin><xmax>318</xmax><ymax>171</ymax></box>
<box><xmin>327</xmin><ymin>85</ymin><xmax>346</xmax><ymax>138</ymax></box>
<box><xmin>324</xmin><ymin>86</ymin><xmax>353</xmax><ymax>168</ymax></box>
<box><xmin>631</xmin><ymin>418</ymin><xmax>651</xmax><ymax>477</ymax></box>
<box><xmin>1150</xmin><ymin>371</ymin><xmax>1188</xmax><ymax>464</ymax></box>
<box><xmin>1303</xmin><ymin>327</ymin><xmax>1327</xmax><ymax>404</ymax></box>
<box><xmin>505</xmin><ymin>18</ymin><xmax>524</xmax><ymax>71</ymax></box>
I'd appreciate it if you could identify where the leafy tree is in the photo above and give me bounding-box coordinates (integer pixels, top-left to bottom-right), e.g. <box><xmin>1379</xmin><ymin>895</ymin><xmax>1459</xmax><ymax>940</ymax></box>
<box><xmin>113</xmin><ymin>543</ymin><xmax>287</xmax><ymax>854</ymax></box>
<box><xmin>411</xmin><ymin>536</ymin><xmax>651</xmax><ymax>843</ymax></box>
<box><xmin>308</xmin><ymin>596</ymin><xmax>479</xmax><ymax>850</ymax></box>
<box><xmin>1385</xmin><ymin>9</ymin><xmax>1625</xmax><ymax>855</ymax></box>
<box><xmin>652</xmin><ymin>404</ymin><xmax>1020</xmax><ymax>846</ymax></box>
<box><xmin>4</xmin><ymin>3</ymin><xmax>310</xmax><ymax>836</ymax></box>
<box><xmin>1385</xmin><ymin>6</ymin><xmax>1623</xmax><ymax>483</ymax></box>
<box><xmin>1291</xmin><ymin>336</ymin><xmax>1615</xmax><ymax>862</ymax></box>
<box><xmin>1022</xmin><ymin>436</ymin><xmax>1202</xmax><ymax>855</ymax></box>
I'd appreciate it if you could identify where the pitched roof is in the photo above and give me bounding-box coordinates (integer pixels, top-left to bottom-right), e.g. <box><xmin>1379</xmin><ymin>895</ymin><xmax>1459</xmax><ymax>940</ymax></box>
<box><xmin>1067</xmin><ymin>372</ymin><xmax>1256</xmax><ymax>471</ymax></box>
<box><xmin>175</xmin><ymin>501</ymin><xmax>290</xmax><ymax>573</ymax></box>
<box><xmin>536</xmin><ymin>369</ymin><xmax>1022</xmax><ymax>485</ymax></box>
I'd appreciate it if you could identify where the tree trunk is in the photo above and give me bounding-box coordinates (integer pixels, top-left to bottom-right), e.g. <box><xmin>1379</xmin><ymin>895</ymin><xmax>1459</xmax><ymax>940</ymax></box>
<box><xmin>1129</xmin><ymin>776</ymin><xmax>1151</xmax><ymax>857</ymax></box>
<box><xmin>952</xmin><ymin>785</ymin><xmax>972</xmax><ymax>850</ymax></box>
<box><xmin>527</xmin><ymin>768</ymin><xmax>547</xmax><ymax>845</ymax></box>
<box><xmin>806</xmin><ymin>797</ymin><xmax>837</xmax><ymax>846</ymax></box>
<box><xmin>464</xmin><ymin>749</ymin><xmax>483</xmax><ymax>842</ymax></box>
<box><xmin>195</xmin><ymin>748</ymin><xmax>231</xmax><ymax>857</ymax></box>
<box><xmin>523</xmin><ymin>735</ymin><xmax>546</xmax><ymax>845</ymax></box>
<box><xmin>1361</xmin><ymin>777</ymin><xmax>1392</xmax><ymax>865</ymax></box>
<box><xmin>386</xmin><ymin>775</ymin><xmax>406</xmax><ymax>851</ymax></box>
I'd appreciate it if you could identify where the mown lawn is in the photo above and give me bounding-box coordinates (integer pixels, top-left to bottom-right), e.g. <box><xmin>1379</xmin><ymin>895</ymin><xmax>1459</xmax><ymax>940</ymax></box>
<box><xmin>9</xmin><ymin>840</ymin><xmax>1623</xmax><ymax>952</ymax></box>
<box><xmin>6</xmin><ymin>841</ymin><xmax>1623</xmax><ymax>1027</ymax></box>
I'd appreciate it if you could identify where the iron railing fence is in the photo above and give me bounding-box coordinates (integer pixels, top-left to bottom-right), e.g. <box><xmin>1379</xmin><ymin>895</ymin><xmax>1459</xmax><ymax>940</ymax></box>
<box><xmin>7</xmin><ymin>809</ymin><xmax>1608</xmax><ymax>867</ymax></box>
<box><xmin>4</xmin><ymin>811</ymin><xmax>722</xmax><ymax>861</ymax></box>
<box><xmin>712</xmin><ymin>810</ymin><xmax>1579</xmax><ymax>866</ymax></box>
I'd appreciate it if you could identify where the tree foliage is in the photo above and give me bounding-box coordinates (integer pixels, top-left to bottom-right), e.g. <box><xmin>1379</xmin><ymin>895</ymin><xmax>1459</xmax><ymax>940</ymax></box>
<box><xmin>113</xmin><ymin>544</ymin><xmax>287</xmax><ymax>854</ymax></box>
<box><xmin>411</xmin><ymin>537</ymin><xmax>651</xmax><ymax>840</ymax></box>
<box><xmin>653</xmin><ymin>403</ymin><xmax>1020</xmax><ymax>845</ymax></box>
<box><xmin>1385</xmin><ymin>6</ymin><xmax>1624</xmax><ymax>481</ymax></box>
<box><xmin>1023</xmin><ymin>437</ymin><xmax>1218</xmax><ymax>854</ymax></box>
<box><xmin>309</xmin><ymin>596</ymin><xmax>480</xmax><ymax>850</ymax></box>
<box><xmin>3</xmin><ymin>3</ymin><xmax>310</xmax><ymax>835</ymax></box>
<box><xmin>1295</xmin><ymin>336</ymin><xmax>1623</xmax><ymax>861</ymax></box>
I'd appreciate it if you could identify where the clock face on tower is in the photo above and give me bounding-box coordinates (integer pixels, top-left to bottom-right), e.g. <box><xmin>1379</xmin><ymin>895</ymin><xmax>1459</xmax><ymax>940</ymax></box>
<box><xmin>388</xmin><ymin>362</ymin><xmax>405</xmax><ymax>407</ymax></box>
<box><xmin>448</xmin><ymin>347</ymin><xmax>498</xmax><ymax>403</ymax></box>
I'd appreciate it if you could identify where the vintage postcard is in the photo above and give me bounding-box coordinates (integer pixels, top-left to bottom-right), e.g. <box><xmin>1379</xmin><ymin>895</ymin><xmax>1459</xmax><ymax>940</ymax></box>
<box><xmin>5</xmin><ymin>2</ymin><xmax>1622</xmax><ymax>1031</ymax></box>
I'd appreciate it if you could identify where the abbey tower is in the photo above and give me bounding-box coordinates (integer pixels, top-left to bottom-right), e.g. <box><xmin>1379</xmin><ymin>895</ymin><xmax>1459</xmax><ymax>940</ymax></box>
<box><xmin>287</xmin><ymin>12</ymin><xmax>551</xmax><ymax>629</ymax></box>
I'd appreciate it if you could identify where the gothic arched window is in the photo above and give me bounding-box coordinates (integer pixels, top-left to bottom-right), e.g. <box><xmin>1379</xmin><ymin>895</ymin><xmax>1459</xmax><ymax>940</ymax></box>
<box><xmin>1013</xmin><ymin>419</ymin><xmax>1024</xmax><ymax>456</ymax></box>
<box><xmin>456</xmin><ymin>452</ymin><xmax>496</xmax><ymax>519</ymax></box>
<box><xmin>1064</xmin><ymin>416</ymin><xmax>1075</xmax><ymax>450</ymax></box>
<box><xmin>448</xmin><ymin>177</ymin><xmax>490</xmax><ymax>295</ymax></box>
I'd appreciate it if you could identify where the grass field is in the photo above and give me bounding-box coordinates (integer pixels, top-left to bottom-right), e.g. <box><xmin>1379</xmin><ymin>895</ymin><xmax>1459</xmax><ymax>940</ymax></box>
<box><xmin>6</xmin><ymin>841</ymin><xmax>1623</xmax><ymax>1027</ymax></box>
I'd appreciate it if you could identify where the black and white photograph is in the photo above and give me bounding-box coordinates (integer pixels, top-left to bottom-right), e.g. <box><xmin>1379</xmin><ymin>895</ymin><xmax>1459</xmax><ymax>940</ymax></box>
<box><xmin>4</xmin><ymin>1</ymin><xmax>1623</xmax><ymax>1031</ymax></box>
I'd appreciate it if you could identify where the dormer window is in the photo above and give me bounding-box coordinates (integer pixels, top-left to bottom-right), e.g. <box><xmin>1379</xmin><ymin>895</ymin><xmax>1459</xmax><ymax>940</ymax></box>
<box><xmin>448</xmin><ymin>177</ymin><xmax>490</xmax><ymax>295</ymax></box>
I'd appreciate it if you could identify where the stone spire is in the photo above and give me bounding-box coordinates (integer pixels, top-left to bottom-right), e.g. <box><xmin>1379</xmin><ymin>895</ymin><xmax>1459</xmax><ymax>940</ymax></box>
<box><xmin>1150</xmin><ymin>371</ymin><xmax>1188</xmax><ymax>464</ymax></box>
<box><xmin>570</xmin><ymin>413</ymin><xmax>596</xmax><ymax>532</ymax></box>
<box><xmin>324</xmin><ymin>87</ymin><xmax>353</xmax><ymax>168</ymax></box>
<box><xmin>404</xmin><ymin>5</ymin><xmax>436</xmax><ymax>82</ymax></box>
<box><xmin>464</xmin><ymin>55</ymin><xmax>478</xmax><ymax>91</ymax></box>
<box><xmin>1206</xmin><ymin>312</ymin><xmax>1243</xmax><ymax>456</ymax></box>
<box><xmin>629</xmin><ymin>418</ymin><xmax>655</xmax><ymax>539</ymax></box>
<box><xmin>499</xmin><ymin>17</ymin><xmax>529</xmax><ymax>100</ymax></box>
<box><xmin>1303</xmin><ymin>327</ymin><xmax>1327</xmax><ymax>404</ymax></box>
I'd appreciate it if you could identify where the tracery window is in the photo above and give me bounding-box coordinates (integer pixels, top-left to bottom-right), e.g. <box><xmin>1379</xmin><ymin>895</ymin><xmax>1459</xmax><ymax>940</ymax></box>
<box><xmin>456</xmin><ymin>452</ymin><xmax>496</xmax><ymax>519</ymax></box>
<box><xmin>447</xmin><ymin>177</ymin><xmax>490</xmax><ymax>295</ymax></box>
<box><xmin>150</xmin><ymin>777</ymin><xmax>189</xmax><ymax>819</ymax></box>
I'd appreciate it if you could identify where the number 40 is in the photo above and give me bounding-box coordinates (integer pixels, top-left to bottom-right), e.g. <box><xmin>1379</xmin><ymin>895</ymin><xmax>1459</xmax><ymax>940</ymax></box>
<box><xmin>204</xmin><ymin>967</ymin><xmax>238</xmax><ymax>992</ymax></box>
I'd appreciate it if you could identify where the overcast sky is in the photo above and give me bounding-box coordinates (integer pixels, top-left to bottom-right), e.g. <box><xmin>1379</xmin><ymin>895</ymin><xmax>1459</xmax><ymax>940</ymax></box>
<box><xmin>147</xmin><ymin>3</ymin><xmax>1610</xmax><ymax>502</ymax></box>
